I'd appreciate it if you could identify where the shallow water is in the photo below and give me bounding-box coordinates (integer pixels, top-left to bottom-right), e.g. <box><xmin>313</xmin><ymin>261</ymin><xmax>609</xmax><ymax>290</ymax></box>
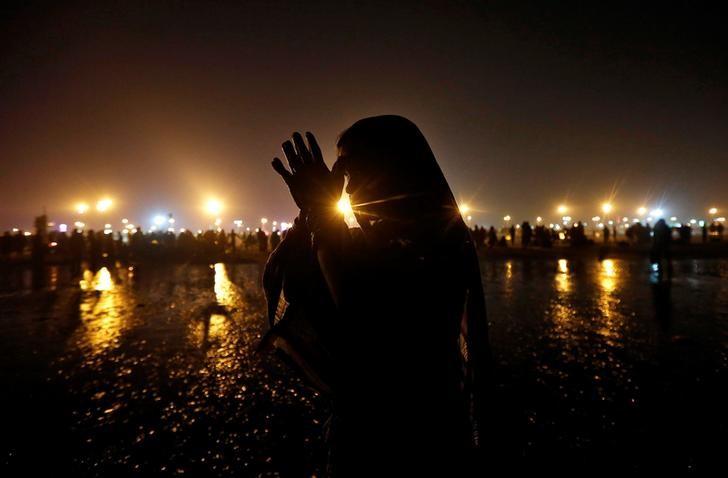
<box><xmin>1</xmin><ymin>258</ymin><xmax>726</xmax><ymax>474</ymax></box>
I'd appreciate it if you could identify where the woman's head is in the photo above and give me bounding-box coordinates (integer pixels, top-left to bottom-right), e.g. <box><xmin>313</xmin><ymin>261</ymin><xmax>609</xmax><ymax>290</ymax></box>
<box><xmin>335</xmin><ymin>115</ymin><xmax>460</xmax><ymax>235</ymax></box>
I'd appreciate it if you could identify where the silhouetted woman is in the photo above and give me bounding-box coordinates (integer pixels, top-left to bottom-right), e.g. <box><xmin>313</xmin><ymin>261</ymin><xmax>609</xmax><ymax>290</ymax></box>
<box><xmin>263</xmin><ymin>115</ymin><xmax>491</xmax><ymax>476</ymax></box>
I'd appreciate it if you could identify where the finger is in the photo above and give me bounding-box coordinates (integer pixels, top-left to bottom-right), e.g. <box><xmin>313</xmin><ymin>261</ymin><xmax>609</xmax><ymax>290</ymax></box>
<box><xmin>306</xmin><ymin>131</ymin><xmax>325</xmax><ymax>166</ymax></box>
<box><xmin>282</xmin><ymin>141</ymin><xmax>302</xmax><ymax>172</ymax></box>
<box><xmin>271</xmin><ymin>157</ymin><xmax>292</xmax><ymax>181</ymax></box>
<box><xmin>292</xmin><ymin>132</ymin><xmax>312</xmax><ymax>164</ymax></box>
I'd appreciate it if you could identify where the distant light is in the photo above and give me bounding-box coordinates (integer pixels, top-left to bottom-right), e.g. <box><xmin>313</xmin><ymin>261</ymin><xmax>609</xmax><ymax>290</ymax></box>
<box><xmin>205</xmin><ymin>198</ymin><xmax>223</xmax><ymax>216</ymax></box>
<box><xmin>608</xmin><ymin>220</ymin><xmax>614</xmax><ymax>225</ymax></box>
<box><xmin>698</xmin><ymin>220</ymin><xmax>705</xmax><ymax>227</ymax></box>
<box><xmin>75</xmin><ymin>202</ymin><xmax>90</xmax><ymax>214</ymax></box>
<box><xmin>592</xmin><ymin>216</ymin><xmax>601</xmax><ymax>222</ymax></box>
<box><xmin>50</xmin><ymin>241</ymin><xmax>58</xmax><ymax>247</ymax></box>
<box><xmin>650</xmin><ymin>209</ymin><xmax>664</xmax><ymax>218</ymax></box>
<box><xmin>104</xmin><ymin>229</ymin><xmax>112</xmax><ymax>235</ymax></box>
<box><xmin>459</xmin><ymin>204</ymin><xmax>470</xmax><ymax>215</ymax></box>
<box><xmin>96</xmin><ymin>198</ymin><xmax>113</xmax><ymax>212</ymax></box>
<box><xmin>153</xmin><ymin>215</ymin><xmax>166</xmax><ymax>226</ymax></box>
<box><xmin>245</xmin><ymin>227</ymin><xmax>250</xmax><ymax>231</ymax></box>
<box><xmin>260</xmin><ymin>217</ymin><xmax>268</xmax><ymax>225</ymax></box>
<box><xmin>74</xmin><ymin>221</ymin><xmax>85</xmax><ymax>229</ymax></box>
<box><xmin>717</xmin><ymin>217</ymin><xmax>726</xmax><ymax>223</ymax></box>
<box><xmin>104</xmin><ymin>223</ymin><xmax>112</xmax><ymax>229</ymax></box>
<box><xmin>669</xmin><ymin>216</ymin><xmax>677</xmax><ymax>222</ymax></box>
<box><xmin>536</xmin><ymin>216</ymin><xmax>542</xmax><ymax>223</ymax></box>
<box><xmin>272</xmin><ymin>221</ymin><xmax>278</xmax><ymax>226</ymax></box>
<box><xmin>233</xmin><ymin>219</ymin><xmax>243</xmax><ymax>227</ymax></box>
<box><xmin>558</xmin><ymin>232</ymin><xmax>566</xmax><ymax>240</ymax></box>
<box><xmin>12</xmin><ymin>227</ymin><xmax>19</xmax><ymax>233</ymax></box>
<box><xmin>601</xmin><ymin>203</ymin><xmax>613</xmax><ymax>214</ymax></box>
<box><xmin>557</xmin><ymin>205</ymin><xmax>568</xmax><ymax>214</ymax></box>
<box><xmin>121</xmin><ymin>218</ymin><xmax>129</xmax><ymax>224</ymax></box>
<box><xmin>632</xmin><ymin>218</ymin><xmax>639</xmax><ymax>223</ymax></box>
<box><xmin>622</xmin><ymin>217</ymin><xmax>629</xmax><ymax>223</ymax></box>
<box><xmin>59</xmin><ymin>224</ymin><xmax>68</xmax><ymax>233</ymax></box>
<box><xmin>180</xmin><ymin>228</ymin><xmax>186</xmax><ymax>233</ymax></box>
<box><xmin>646</xmin><ymin>216</ymin><xmax>653</xmax><ymax>222</ymax></box>
<box><xmin>637</xmin><ymin>207</ymin><xmax>647</xmax><ymax>215</ymax></box>
<box><xmin>167</xmin><ymin>227</ymin><xmax>175</xmax><ymax>232</ymax></box>
<box><xmin>503</xmin><ymin>215</ymin><xmax>511</xmax><ymax>222</ymax></box>
<box><xmin>23</xmin><ymin>231</ymin><xmax>32</xmax><ymax>237</ymax></box>
<box><xmin>214</xmin><ymin>218</ymin><xmax>222</xmax><ymax>226</ymax></box>
<box><xmin>689</xmin><ymin>219</ymin><xmax>697</xmax><ymax>224</ymax></box>
<box><xmin>708</xmin><ymin>207</ymin><xmax>718</xmax><ymax>215</ymax></box>
<box><xmin>466</xmin><ymin>215</ymin><xmax>472</xmax><ymax>221</ymax></box>
<box><xmin>168</xmin><ymin>218</ymin><xmax>175</xmax><ymax>224</ymax></box>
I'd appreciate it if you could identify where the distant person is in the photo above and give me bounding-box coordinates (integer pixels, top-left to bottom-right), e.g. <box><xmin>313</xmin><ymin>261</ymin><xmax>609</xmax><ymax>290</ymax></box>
<box><xmin>263</xmin><ymin>116</ymin><xmax>491</xmax><ymax>475</ymax></box>
<box><xmin>702</xmin><ymin>223</ymin><xmax>708</xmax><ymax>243</ymax></box>
<box><xmin>521</xmin><ymin>221</ymin><xmax>532</xmax><ymax>248</ymax></box>
<box><xmin>256</xmin><ymin>229</ymin><xmax>268</xmax><ymax>253</ymax></box>
<box><xmin>270</xmin><ymin>229</ymin><xmax>281</xmax><ymax>250</ymax></box>
<box><xmin>509</xmin><ymin>224</ymin><xmax>516</xmax><ymax>245</ymax></box>
<box><xmin>487</xmin><ymin>226</ymin><xmax>497</xmax><ymax>248</ymax></box>
<box><xmin>603</xmin><ymin>225</ymin><xmax>611</xmax><ymax>244</ymax></box>
<box><xmin>651</xmin><ymin>218</ymin><xmax>672</xmax><ymax>274</ymax></box>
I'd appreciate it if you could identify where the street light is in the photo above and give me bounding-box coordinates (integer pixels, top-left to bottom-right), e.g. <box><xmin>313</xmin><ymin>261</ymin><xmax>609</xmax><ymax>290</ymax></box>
<box><xmin>601</xmin><ymin>202</ymin><xmax>613</xmax><ymax>214</ymax></box>
<box><xmin>75</xmin><ymin>202</ymin><xmax>90</xmax><ymax>214</ymax></box>
<box><xmin>709</xmin><ymin>207</ymin><xmax>718</xmax><ymax>215</ymax></box>
<box><xmin>96</xmin><ymin>198</ymin><xmax>113</xmax><ymax>212</ymax></box>
<box><xmin>557</xmin><ymin>204</ymin><xmax>568</xmax><ymax>215</ymax></box>
<box><xmin>205</xmin><ymin>198</ymin><xmax>223</xmax><ymax>216</ymax></box>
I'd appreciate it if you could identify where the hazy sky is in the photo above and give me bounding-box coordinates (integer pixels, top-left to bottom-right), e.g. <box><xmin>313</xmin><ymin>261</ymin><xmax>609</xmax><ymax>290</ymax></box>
<box><xmin>1</xmin><ymin>1</ymin><xmax>726</xmax><ymax>229</ymax></box>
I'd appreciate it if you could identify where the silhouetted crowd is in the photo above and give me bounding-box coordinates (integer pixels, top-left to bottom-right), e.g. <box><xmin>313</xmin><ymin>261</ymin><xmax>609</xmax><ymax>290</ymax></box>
<box><xmin>468</xmin><ymin>219</ymin><xmax>724</xmax><ymax>249</ymax></box>
<box><xmin>1</xmin><ymin>214</ymin><xmax>725</xmax><ymax>265</ymax></box>
<box><xmin>1</xmin><ymin>215</ymin><xmax>287</xmax><ymax>266</ymax></box>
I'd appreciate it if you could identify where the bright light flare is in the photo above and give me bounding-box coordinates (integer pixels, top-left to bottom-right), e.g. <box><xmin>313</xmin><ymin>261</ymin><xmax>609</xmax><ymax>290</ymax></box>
<box><xmin>337</xmin><ymin>196</ymin><xmax>353</xmax><ymax>215</ymax></box>
<box><xmin>205</xmin><ymin>198</ymin><xmax>223</xmax><ymax>216</ymax></box>
<box><xmin>96</xmin><ymin>198</ymin><xmax>113</xmax><ymax>212</ymax></box>
<box><xmin>557</xmin><ymin>204</ymin><xmax>568</xmax><ymax>214</ymax></box>
<box><xmin>601</xmin><ymin>202</ymin><xmax>613</xmax><ymax>214</ymax></box>
<box><xmin>709</xmin><ymin>207</ymin><xmax>718</xmax><ymax>215</ymax></box>
<box><xmin>459</xmin><ymin>204</ymin><xmax>470</xmax><ymax>215</ymax></box>
<box><xmin>75</xmin><ymin>202</ymin><xmax>90</xmax><ymax>214</ymax></box>
<box><xmin>637</xmin><ymin>207</ymin><xmax>647</xmax><ymax>215</ymax></box>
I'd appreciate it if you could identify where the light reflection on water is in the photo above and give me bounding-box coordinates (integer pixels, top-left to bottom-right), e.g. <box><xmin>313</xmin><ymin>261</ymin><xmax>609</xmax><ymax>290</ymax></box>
<box><xmin>76</xmin><ymin>266</ymin><xmax>128</xmax><ymax>356</ymax></box>
<box><xmin>1</xmin><ymin>258</ymin><xmax>726</xmax><ymax>474</ymax></box>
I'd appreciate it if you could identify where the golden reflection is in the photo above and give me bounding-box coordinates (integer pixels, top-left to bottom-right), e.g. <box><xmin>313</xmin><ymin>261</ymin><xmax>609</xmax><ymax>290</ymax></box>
<box><xmin>596</xmin><ymin>259</ymin><xmax>623</xmax><ymax>340</ymax></box>
<box><xmin>555</xmin><ymin>259</ymin><xmax>570</xmax><ymax>293</ymax></box>
<box><xmin>505</xmin><ymin>261</ymin><xmax>513</xmax><ymax>280</ymax></box>
<box><xmin>600</xmin><ymin>259</ymin><xmax>616</xmax><ymax>293</ymax></box>
<box><xmin>190</xmin><ymin>263</ymin><xmax>240</xmax><ymax>378</ymax></box>
<box><xmin>79</xmin><ymin>267</ymin><xmax>113</xmax><ymax>291</ymax></box>
<box><xmin>77</xmin><ymin>267</ymin><xmax>126</xmax><ymax>355</ymax></box>
<box><xmin>214</xmin><ymin>263</ymin><xmax>241</xmax><ymax>308</ymax></box>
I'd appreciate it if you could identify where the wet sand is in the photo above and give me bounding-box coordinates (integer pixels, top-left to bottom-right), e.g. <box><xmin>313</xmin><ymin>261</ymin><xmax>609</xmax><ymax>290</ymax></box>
<box><xmin>1</xmin><ymin>258</ymin><xmax>726</xmax><ymax>475</ymax></box>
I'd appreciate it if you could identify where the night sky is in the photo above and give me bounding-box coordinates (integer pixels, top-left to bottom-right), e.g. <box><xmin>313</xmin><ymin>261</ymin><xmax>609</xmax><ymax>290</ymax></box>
<box><xmin>1</xmin><ymin>1</ymin><xmax>726</xmax><ymax>230</ymax></box>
